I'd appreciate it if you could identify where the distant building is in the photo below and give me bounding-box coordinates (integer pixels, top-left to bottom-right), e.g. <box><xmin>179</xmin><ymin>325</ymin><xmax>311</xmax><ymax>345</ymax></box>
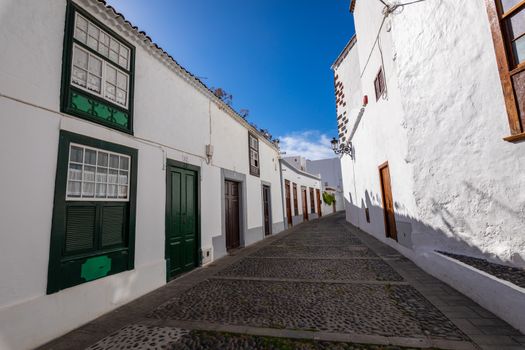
<box><xmin>306</xmin><ymin>158</ymin><xmax>345</xmax><ymax>212</ymax></box>
<box><xmin>334</xmin><ymin>0</ymin><xmax>525</xmax><ymax>333</ymax></box>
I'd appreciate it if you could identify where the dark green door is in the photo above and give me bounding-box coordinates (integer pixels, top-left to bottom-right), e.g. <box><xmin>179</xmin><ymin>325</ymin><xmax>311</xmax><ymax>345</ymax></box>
<box><xmin>166</xmin><ymin>165</ymin><xmax>198</xmax><ymax>279</ymax></box>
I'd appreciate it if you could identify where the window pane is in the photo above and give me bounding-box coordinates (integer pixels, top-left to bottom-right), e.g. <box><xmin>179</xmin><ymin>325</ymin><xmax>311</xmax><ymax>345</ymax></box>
<box><xmin>508</xmin><ymin>9</ymin><xmax>525</xmax><ymax>40</ymax></box>
<box><xmin>116</xmin><ymin>88</ymin><xmax>127</xmax><ymax>105</ymax></box>
<box><xmin>101</xmin><ymin>32</ymin><xmax>110</xmax><ymax>45</ymax></box>
<box><xmin>118</xmin><ymin>171</ymin><xmax>128</xmax><ymax>185</ymax></box>
<box><xmin>73</xmin><ymin>46</ymin><xmax>88</xmax><ymax>69</ymax></box>
<box><xmin>88</xmin><ymin>56</ymin><xmax>102</xmax><ymax>76</ymax></box>
<box><xmin>118</xmin><ymin>185</ymin><xmax>128</xmax><ymax>198</ymax></box>
<box><xmin>109</xmin><ymin>155</ymin><xmax>119</xmax><ymax>169</ymax></box>
<box><xmin>76</xmin><ymin>15</ymin><xmax>88</xmax><ymax>31</ymax></box>
<box><xmin>87</xmin><ymin>23</ymin><xmax>99</xmax><ymax>40</ymax></box>
<box><xmin>513</xmin><ymin>34</ymin><xmax>525</xmax><ymax>64</ymax></box>
<box><xmin>501</xmin><ymin>0</ymin><xmax>523</xmax><ymax>13</ymax></box>
<box><xmin>107</xmin><ymin>184</ymin><xmax>118</xmax><ymax>198</ymax></box>
<box><xmin>119</xmin><ymin>156</ymin><xmax>129</xmax><ymax>170</ymax></box>
<box><xmin>97</xmin><ymin>152</ymin><xmax>108</xmax><ymax>167</ymax></box>
<box><xmin>82</xmin><ymin>182</ymin><xmax>95</xmax><ymax>197</ymax></box>
<box><xmin>96</xmin><ymin>183</ymin><xmax>107</xmax><ymax>198</ymax></box>
<box><xmin>74</xmin><ymin>28</ymin><xmax>87</xmax><ymax>44</ymax></box>
<box><xmin>117</xmin><ymin>72</ymin><xmax>127</xmax><ymax>89</ymax></box>
<box><xmin>70</xmin><ymin>146</ymin><xmax>83</xmax><ymax>163</ymax></box>
<box><xmin>87</xmin><ymin>35</ymin><xmax>98</xmax><ymax>50</ymax></box>
<box><xmin>106</xmin><ymin>83</ymin><xmax>116</xmax><ymax>100</ymax></box>
<box><xmin>87</xmin><ymin>74</ymin><xmax>101</xmax><ymax>93</ymax></box>
<box><xmin>69</xmin><ymin>163</ymin><xmax>82</xmax><ymax>181</ymax></box>
<box><xmin>84</xmin><ymin>149</ymin><xmax>97</xmax><ymax>165</ymax></box>
<box><xmin>106</xmin><ymin>66</ymin><xmax>117</xmax><ymax>84</ymax></box>
<box><xmin>96</xmin><ymin>167</ymin><xmax>108</xmax><ymax>183</ymax></box>
<box><xmin>108</xmin><ymin>169</ymin><xmax>118</xmax><ymax>184</ymax></box>
<box><xmin>100</xmin><ymin>44</ymin><xmax>109</xmax><ymax>57</ymax></box>
<box><xmin>72</xmin><ymin>67</ymin><xmax>87</xmax><ymax>87</ymax></box>
<box><xmin>119</xmin><ymin>56</ymin><xmax>128</xmax><ymax>69</ymax></box>
<box><xmin>83</xmin><ymin>165</ymin><xmax>96</xmax><ymax>182</ymax></box>
<box><xmin>109</xmin><ymin>49</ymin><xmax>119</xmax><ymax>62</ymax></box>
<box><xmin>67</xmin><ymin>181</ymin><xmax>81</xmax><ymax>197</ymax></box>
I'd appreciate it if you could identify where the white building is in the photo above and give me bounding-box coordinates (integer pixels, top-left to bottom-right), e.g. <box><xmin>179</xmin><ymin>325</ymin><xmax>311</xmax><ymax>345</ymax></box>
<box><xmin>334</xmin><ymin>0</ymin><xmax>525</xmax><ymax>333</ymax></box>
<box><xmin>0</xmin><ymin>1</ymin><xmax>285</xmax><ymax>349</ymax></box>
<box><xmin>280</xmin><ymin>159</ymin><xmax>323</xmax><ymax>227</ymax></box>
<box><xmin>306</xmin><ymin>157</ymin><xmax>345</xmax><ymax>212</ymax></box>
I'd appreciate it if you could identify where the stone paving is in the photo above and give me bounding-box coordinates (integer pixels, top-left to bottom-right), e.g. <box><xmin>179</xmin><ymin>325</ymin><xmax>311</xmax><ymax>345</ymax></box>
<box><xmin>39</xmin><ymin>213</ymin><xmax>525</xmax><ymax>350</ymax></box>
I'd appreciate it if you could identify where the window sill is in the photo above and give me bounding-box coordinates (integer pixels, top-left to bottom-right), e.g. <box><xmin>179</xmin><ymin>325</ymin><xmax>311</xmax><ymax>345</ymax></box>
<box><xmin>504</xmin><ymin>132</ymin><xmax>525</xmax><ymax>142</ymax></box>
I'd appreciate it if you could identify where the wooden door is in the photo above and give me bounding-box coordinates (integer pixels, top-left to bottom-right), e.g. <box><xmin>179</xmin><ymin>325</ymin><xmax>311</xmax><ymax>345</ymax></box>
<box><xmin>301</xmin><ymin>187</ymin><xmax>308</xmax><ymax>221</ymax></box>
<box><xmin>166</xmin><ymin>165</ymin><xmax>198</xmax><ymax>280</ymax></box>
<box><xmin>262</xmin><ymin>185</ymin><xmax>271</xmax><ymax>236</ymax></box>
<box><xmin>225</xmin><ymin>180</ymin><xmax>241</xmax><ymax>250</ymax></box>
<box><xmin>316</xmin><ymin>189</ymin><xmax>322</xmax><ymax>217</ymax></box>
<box><xmin>285</xmin><ymin>180</ymin><xmax>292</xmax><ymax>226</ymax></box>
<box><xmin>379</xmin><ymin>163</ymin><xmax>397</xmax><ymax>241</ymax></box>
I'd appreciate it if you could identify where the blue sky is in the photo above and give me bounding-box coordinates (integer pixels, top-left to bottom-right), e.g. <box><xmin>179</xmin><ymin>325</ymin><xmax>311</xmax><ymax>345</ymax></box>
<box><xmin>106</xmin><ymin>0</ymin><xmax>355</xmax><ymax>159</ymax></box>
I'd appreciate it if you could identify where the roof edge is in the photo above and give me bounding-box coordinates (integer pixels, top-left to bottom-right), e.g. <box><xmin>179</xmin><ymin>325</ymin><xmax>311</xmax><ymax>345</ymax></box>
<box><xmin>280</xmin><ymin>159</ymin><xmax>321</xmax><ymax>181</ymax></box>
<box><xmin>331</xmin><ymin>35</ymin><xmax>357</xmax><ymax>70</ymax></box>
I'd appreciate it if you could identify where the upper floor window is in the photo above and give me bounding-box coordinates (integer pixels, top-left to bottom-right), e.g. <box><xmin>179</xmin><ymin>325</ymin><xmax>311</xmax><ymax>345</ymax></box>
<box><xmin>249</xmin><ymin>133</ymin><xmax>260</xmax><ymax>176</ymax></box>
<box><xmin>61</xmin><ymin>4</ymin><xmax>135</xmax><ymax>133</ymax></box>
<box><xmin>486</xmin><ymin>0</ymin><xmax>525</xmax><ymax>139</ymax></box>
<box><xmin>374</xmin><ymin>67</ymin><xmax>385</xmax><ymax>101</ymax></box>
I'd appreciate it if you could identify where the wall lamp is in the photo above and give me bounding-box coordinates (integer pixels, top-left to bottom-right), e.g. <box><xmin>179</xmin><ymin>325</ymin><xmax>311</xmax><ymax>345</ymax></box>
<box><xmin>331</xmin><ymin>137</ymin><xmax>353</xmax><ymax>158</ymax></box>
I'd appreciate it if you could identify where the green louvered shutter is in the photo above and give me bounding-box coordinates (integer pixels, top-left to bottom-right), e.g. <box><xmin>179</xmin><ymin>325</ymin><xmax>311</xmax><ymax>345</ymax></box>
<box><xmin>101</xmin><ymin>205</ymin><xmax>126</xmax><ymax>247</ymax></box>
<box><xmin>64</xmin><ymin>205</ymin><xmax>96</xmax><ymax>253</ymax></box>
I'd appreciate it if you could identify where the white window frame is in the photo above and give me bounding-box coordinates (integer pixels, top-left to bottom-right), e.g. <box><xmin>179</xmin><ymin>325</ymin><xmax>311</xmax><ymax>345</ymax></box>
<box><xmin>66</xmin><ymin>143</ymin><xmax>131</xmax><ymax>202</ymax></box>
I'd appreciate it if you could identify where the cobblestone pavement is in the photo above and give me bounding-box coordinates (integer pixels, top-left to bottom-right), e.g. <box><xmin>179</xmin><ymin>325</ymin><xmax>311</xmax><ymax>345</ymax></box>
<box><xmin>40</xmin><ymin>213</ymin><xmax>525</xmax><ymax>350</ymax></box>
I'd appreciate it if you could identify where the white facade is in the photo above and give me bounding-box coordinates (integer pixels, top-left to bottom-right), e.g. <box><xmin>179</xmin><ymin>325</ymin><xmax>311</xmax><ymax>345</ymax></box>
<box><xmin>335</xmin><ymin>0</ymin><xmax>525</xmax><ymax>332</ymax></box>
<box><xmin>280</xmin><ymin>160</ymin><xmax>324</xmax><ymax>227</ymax></box>
<box><xmin>0</xmin><ymin>1</ymin><xmax>284</xmax><ymax>349</ymax></box>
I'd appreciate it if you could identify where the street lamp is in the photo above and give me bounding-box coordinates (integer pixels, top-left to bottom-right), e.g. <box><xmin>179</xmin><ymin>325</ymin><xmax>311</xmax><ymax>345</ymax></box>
<box><xmin>331</xmin><ymin>137</ymin><xmax>353</xmax><ymax>158</ymax></box>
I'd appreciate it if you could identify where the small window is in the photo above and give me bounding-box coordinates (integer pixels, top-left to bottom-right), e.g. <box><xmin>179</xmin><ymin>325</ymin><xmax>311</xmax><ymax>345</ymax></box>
<box><xmin>486</xmin><ymin>0</ymin><xmax>525</xmax><ymax>138</ymax></box>
<box><xmin>374</xmin><ymin>67</ymin><xmax>385</xmax><ymax>101</ymax></box>
<box><xmin>248</xmin><ymin>133</ymin><xmax>260</xmax><ymax>176</ymax></box>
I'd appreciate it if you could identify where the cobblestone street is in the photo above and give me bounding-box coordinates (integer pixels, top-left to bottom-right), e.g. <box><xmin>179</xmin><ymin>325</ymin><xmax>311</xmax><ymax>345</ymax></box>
<box><xmin>40</xmin><ymin>213</ymin><xmax>525</xmax><ymax>350</ymax></box>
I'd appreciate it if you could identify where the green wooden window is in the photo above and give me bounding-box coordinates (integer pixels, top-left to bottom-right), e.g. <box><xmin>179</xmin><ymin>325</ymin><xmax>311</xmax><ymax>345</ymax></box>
<box><xmin>47</xmin><ymin>131</ymin><xmax>137</xmax><ymax>294</ymax></box>
<box><xmin>60</xmin><ymin>1</ymin><xmax>135</xmax><ymax>133</ymax></box>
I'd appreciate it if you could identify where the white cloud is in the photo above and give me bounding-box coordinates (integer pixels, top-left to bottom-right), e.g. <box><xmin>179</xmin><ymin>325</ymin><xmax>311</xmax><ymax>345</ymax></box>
<box><xmin>278</xmin><ymin>130</ymin><xmax>336</xmax><ymax>161</ymax></box>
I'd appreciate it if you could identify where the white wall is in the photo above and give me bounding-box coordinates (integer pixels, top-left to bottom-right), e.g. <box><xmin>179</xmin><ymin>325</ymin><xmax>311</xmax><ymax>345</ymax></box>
<box><xmin>0</xmin><ymin>0</ymin><xmax>283</xmax><ymax>348</ymax></box>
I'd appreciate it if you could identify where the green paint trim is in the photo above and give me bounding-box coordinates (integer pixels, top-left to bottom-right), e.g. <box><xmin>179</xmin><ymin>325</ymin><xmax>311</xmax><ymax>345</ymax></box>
<box><xmin>81</xmin><ymin>255</ymin><xmax>112</xmax><ymax>281</ymax></box>
<box><xmin>60</xmin><ymin>1</ymin><xmax>135</xmax><ymax>134</ymax></box>
<box><xmin>165</xmin><ymin>159</ymin><xmax>202</xmax><ymax>282</ymax></box>
<box><xmin>47</xmin><ymin>130</ymin><xmax>138</xmax><ymax>294</ymax></box>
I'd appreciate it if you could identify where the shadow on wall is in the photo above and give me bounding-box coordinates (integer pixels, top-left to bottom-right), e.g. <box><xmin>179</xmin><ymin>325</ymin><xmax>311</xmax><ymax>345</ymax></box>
<box><xmin>347</xmin><ymin>188</ymin><xmax>525</xmax><ymax>269</ymax></box>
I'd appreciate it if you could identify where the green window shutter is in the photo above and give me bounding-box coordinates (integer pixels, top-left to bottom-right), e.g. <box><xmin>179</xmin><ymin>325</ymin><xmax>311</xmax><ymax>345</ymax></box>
<box><xmin>101</xmin><ymin>205</ymin><xmax>126</xmax><ymax>247</ymax></box>
<box><xmin>65</xmin><ymin>206</ymin><xmax>96</xmax><ymax>252</ymax></box>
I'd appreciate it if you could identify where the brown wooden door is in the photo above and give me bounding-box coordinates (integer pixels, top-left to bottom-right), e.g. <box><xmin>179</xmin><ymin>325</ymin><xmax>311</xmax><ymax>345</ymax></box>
<box><xmin>301</xmin><ymin>187</ymin><xmax>308</xmax><ymax>221</ymax></box>
<box><xmin>316</xmin><ymin>189</ymin><xmax>322</xmax><ymax>217</ymax></box>
<box><xmin>225</xmin><ymin>180</ymin><xmax>240</xmax><ymax>250</ymax></box>
<box><xmin>285</xmin><ymin>180</ymin><xmax>292</xmax><ymax>226</ymax></box>
<box><xmin>262</xmin><ymin>185</ymin><xmax>271</xmax><ymax>236</ymax></box>
<box><xmin>379</xmin><ymin>163</ymin><xmax>397</xmax><ymax>241</ymax></box>
<box><xmin>293</xmin><ymin>183</ymin><xmax>298</xmax><ymax>216</ymax></box>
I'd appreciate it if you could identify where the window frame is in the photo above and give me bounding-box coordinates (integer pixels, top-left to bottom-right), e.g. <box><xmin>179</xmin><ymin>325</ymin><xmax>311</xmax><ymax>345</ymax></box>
<box><xmin>374</xmin><ymin>66</ymin><xmax>385</xmax><ymax>101</ymax></box>
<box><xmin>248</xmin><ymin>132</ymin><xmax>260</xmax><ymax>177</ymax></box>
<box><xmin>47</xmin><ymin>130</ymin><xmax>138</xmax><ymax>294</ymax></box>
<box><xmin>485</xmin><ymin>0</ymin><xmax>525</xmax><ymax>140</ymax></box>
<box><xmin>60</xmin><ymin>1</ymin><xmax>135</xmax><ymax>134</ymax></box>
